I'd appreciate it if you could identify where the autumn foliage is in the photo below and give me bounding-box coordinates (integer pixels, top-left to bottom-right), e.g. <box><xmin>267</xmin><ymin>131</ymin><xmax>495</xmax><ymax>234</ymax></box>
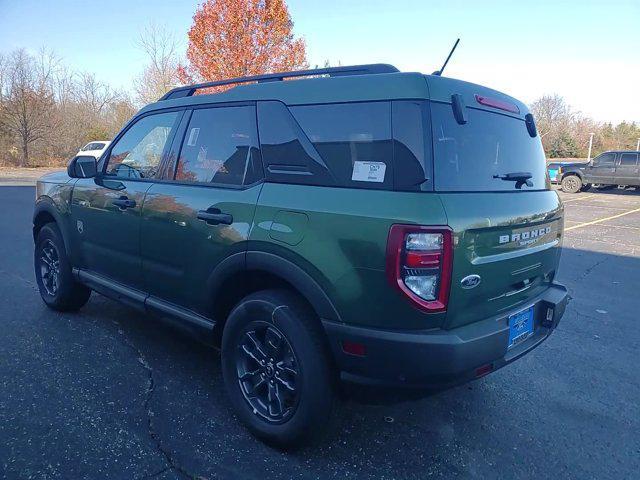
<box><xmin>178</xmin><ymin>0</ymin><xmax>308</xmax><ymax>85</ymax></box>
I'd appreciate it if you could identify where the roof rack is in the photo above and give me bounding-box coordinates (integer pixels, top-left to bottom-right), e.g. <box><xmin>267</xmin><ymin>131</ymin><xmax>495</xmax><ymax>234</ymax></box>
<box><xmin>159</xmin><ymin>63</ymin><xmax>399</xmax><ymax>101</ymax></box>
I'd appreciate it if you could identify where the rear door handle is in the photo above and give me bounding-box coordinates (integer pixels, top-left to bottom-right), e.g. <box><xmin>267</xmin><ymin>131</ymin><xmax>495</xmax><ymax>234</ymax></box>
<box><xmin>112</xmin><ymin>197</ymin><xmax>136</xmax><ymax>210</ymax></box>
<box><xmin>197</xmin><ymin>208</ymin><xmax>233</xmax><ymax>225</ymax></box>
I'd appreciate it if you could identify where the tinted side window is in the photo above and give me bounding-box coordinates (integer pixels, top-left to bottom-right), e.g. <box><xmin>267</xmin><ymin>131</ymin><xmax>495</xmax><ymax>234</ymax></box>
<box><xmin>392</xmin><ymin>100</ymin><xmax>432</xmax><ymax>191</ymax></box>
<box><xmin>174</xmin><ymin>106</ymin><xmax>262</xmax><ymax>186</ymax></box>
<box><xmin>106</xmin><ymin>112</ymin><xmax>179</xmax><ymax>179</ymax></box>
<box><xmin>290</xmin><ymin>102</ymin><xmax>393</xmax><ymax>189</ymax></box>
<box><xmin>257</xmin><ymin>101</ymin><xmax>334</xmax><ymax>186</ymax></box>
<box><xmin>619</xmin><ymin>153</ymin><xmax>638</xmax><ymax>166</ymax></box>
<box><xmin>594</xmin><ymin>153</ymin><xmax>615</xmax><ymax>166</ymax></box>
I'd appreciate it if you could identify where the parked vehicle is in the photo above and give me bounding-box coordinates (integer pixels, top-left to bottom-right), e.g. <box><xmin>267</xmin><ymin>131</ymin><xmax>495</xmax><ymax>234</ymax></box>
<box><xmin>547</xmin><ymin>160</ymin><xmax>587</xmax><ymax>184</ymax></box>
<box><xmin>558</xmin><ymin>151</ymin><xmax>640</xmax><ymax>193</ymax></box>
<box><xmin>33</xmin><ymin>64</ymin><xmax>567</xmax><ymax>447</ymax></box>
<box><xmin>76</xmin><ymin>141</ymin><xmax>111</xmax><ymax>160</ymax></box>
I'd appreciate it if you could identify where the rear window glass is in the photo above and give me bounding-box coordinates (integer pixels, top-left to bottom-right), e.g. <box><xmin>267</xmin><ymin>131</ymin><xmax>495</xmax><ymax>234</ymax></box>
<box><xmin>290</xmin><ymin>102</ymin><xmax>393</xmax><ymax>189</ymax></box>
<box><xmin>431</xmin><ymin>102</ymin><xmax>547</xmax><ymax>191</ymax></box>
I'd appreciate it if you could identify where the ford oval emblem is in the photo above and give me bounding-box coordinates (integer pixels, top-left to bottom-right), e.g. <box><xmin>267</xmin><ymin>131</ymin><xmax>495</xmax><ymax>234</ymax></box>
<box><xmin>461</xmin><ymin>274</ymin><xmax>481</xmax><ymax>289</ymax></box>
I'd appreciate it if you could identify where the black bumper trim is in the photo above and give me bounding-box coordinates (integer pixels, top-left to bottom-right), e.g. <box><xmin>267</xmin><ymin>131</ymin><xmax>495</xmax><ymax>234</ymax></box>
<box><xmin>323</xmin><ymin>282</ymin><xmax>568</xmax><ymax>388</ymax></box>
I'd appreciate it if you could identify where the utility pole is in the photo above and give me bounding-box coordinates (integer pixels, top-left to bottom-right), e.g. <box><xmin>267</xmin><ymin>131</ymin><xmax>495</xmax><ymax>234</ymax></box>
<box><xmin>587</xmin><ymin>132</ymin><xmax>595</xmax><ymax>161</ymax></box>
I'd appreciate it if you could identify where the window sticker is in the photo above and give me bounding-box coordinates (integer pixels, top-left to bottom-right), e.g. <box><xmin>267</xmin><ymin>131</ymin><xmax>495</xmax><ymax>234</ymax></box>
<box><xmin>187</xmin><ymin>127</ymin><xmax>200</xmax><ymax>147</ymax></box>
<box><xmin>352</xmin><ymin>161</ymin><xmax>386</xmax><ymax>183</ymax></box>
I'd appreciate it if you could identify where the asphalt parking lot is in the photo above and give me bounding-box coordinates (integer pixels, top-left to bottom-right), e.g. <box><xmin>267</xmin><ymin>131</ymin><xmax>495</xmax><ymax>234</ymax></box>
<box><xmin>1</xmin><ymin>185</ymin><xmax>639</xmax><ymax>480</ymax></box>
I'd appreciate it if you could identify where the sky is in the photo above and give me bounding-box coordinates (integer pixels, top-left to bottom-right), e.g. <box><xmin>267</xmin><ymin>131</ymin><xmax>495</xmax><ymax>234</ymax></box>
<box><xmin>1</xmin><ymin>0</ymin><xmax>638</xmax><ymax>123</ymax></box>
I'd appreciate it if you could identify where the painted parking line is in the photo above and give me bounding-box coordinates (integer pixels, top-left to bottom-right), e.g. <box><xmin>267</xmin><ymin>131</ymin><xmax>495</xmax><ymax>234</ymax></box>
<box><xmin>561</xmin><ymin>193</ymin><xmax>597</xmax><ymax>203</ymax></box>
<box><xmin>565</xmin><ymin>207</ymin><xmax>640</xmax><ymax>232</ymax></box>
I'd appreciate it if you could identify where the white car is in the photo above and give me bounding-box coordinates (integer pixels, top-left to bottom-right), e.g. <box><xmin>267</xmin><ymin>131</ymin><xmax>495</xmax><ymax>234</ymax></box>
<box><xmin>76</xmin><ymin>141</ymin><xmax>111</xmax><ymax>159</ymax></box>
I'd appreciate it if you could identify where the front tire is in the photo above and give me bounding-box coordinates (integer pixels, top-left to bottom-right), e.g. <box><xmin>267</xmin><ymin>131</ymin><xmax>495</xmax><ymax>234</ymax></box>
<box><xmin>561</xmin><ymin>174</ymin><xmax>582</xmax><ymax>193</ymax></box>
<box><xmin>221</xmin><ymin>289</ymin><xmax>336</xmax><ymax>448</ymax></box>
<box><xmin>34</xmin><ymin>223</ymin><xmax>91</xmax><ymax>311</ymax></box>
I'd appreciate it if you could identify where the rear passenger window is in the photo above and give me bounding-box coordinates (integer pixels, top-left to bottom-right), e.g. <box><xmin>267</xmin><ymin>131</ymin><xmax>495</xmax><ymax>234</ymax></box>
<box><xmin>619</xmin><ymin>153</ymin><xmax>638</xmax><ymax>166</ymax></box>
<box><xmin>290</xmin><ymin>102</ymin><xmax>393</xmax><ymax>189</ymax></box>
<box><xmin>257</xmin><ymin>101</ymin><xmax>334</xmax><ymax>186</ymax></box>
<box><xmin>175</xmin><ymin>106</ymin><xmax>262</xmax><ymax>186</ymax></box>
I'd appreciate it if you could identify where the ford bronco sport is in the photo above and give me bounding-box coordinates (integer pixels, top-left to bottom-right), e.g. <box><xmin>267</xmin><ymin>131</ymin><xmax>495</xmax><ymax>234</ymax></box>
<box><xmin>33</xmin><ymin>64</ymin><xmax>568</xmax><ymax>447</ymax></box>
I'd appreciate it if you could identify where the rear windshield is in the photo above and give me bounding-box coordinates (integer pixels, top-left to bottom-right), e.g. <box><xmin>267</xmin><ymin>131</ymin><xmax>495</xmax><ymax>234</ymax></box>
<box><xmin>431</xmin><ymin>102</ymin><xmax>547</xmax><ymax>191</ymax></box>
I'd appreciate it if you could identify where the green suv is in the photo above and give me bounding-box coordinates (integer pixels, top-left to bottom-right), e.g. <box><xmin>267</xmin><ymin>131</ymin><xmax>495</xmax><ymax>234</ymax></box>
<box><xmin>33</xmin><ymin>64</ymin><xmax>568</xmax><ymax>447</ymax></box>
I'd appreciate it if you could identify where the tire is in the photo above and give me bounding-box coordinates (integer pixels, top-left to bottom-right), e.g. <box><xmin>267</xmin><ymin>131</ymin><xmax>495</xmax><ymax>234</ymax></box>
<box><xmin>34</xmin><ymin>223</ymin><xmax>91</xmax><ymax>312</ymax></box>
<box><xmin>221</xmin><ymin>289</ymin><xmax>336</xmax><ymax>448</ymax></box>
<box><xmin>580</xmin><ymin>183</ymin><xmax>592</xmax><ymax>192</ymax></box>
<box><xmin>561</xmin><ymin>174</ymin><xmax>582</xmax><ymax>193</ymax></box>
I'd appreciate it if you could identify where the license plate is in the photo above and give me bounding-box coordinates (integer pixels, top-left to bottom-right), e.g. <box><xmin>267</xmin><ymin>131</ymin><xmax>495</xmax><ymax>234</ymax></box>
<box><xmin>548</xmin><ymin>169</ymin><xmax>558</xmax><ymax>181</ymax></box>
<box><xmin>508</xmin><ymin>306</ymin><xmax>534</xmax><ymax>348</ymax></box>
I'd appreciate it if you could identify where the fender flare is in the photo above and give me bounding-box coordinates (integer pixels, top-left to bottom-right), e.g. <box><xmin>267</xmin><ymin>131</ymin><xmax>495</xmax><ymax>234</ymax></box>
<box><xmin>206</xmin><ymin>250</ymin><xmax>341</xmax><ymax>323</ymax></box>
<box><xmin>33</xmin><ymin>199</ymin><xmax>71</xmax><ymax>253</ymax></box>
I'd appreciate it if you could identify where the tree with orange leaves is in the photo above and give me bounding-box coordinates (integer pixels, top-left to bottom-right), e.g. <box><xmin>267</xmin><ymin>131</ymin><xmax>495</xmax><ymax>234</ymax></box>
<box><xmin>178</xmin><ymin>0</ymin><xmax>308</xmax><ymax>85</ymax></box>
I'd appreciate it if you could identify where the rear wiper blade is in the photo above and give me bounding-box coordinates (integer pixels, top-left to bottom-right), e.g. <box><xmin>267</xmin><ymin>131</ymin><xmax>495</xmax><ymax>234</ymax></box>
<box><xmin>493</xmin><ymin>171</ymin><xmax>533</xmax><ymax>189</ymax></box>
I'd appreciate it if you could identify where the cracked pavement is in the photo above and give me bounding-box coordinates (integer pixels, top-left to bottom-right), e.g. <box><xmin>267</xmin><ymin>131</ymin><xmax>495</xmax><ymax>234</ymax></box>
<box><xmin>1</xmin><ymin>185</ymin><xmax>639</xmax><ymax>479</ymax></box>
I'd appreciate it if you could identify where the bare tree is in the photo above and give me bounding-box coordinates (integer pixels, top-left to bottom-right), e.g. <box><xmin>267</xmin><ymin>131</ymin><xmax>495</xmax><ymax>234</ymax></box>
<box><xmin>134</xmin><ymin>23</ymin><xmax>180</xmax><ymax>105</ymax></box>
<box><xmin>0</xmin><ymin>49</ymin><xmax>57</xmax><ymax>166</ymax></box>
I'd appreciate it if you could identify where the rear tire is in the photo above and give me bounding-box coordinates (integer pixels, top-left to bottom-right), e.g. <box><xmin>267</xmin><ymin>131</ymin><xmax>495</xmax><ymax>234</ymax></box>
<box><xmin>561</xmin><ymin>174</ymin><xmax>582</xmax><ymax>193</ymax></box>
<box><xmin>34</xmin><ymin>223</ymin><xmax>91</xmax><ymax>312</ymax></box>
<box><xmin>221</xmin><ymin>289</ymin><xmax>336</xmax><ymax>449</ymax></box>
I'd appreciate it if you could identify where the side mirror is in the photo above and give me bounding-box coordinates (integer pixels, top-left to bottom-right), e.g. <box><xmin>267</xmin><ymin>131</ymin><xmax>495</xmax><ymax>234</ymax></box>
<box><xmin>68</xmin><ymin>155</ymin><xmax>98</xmax><ymax>178</ymax></box>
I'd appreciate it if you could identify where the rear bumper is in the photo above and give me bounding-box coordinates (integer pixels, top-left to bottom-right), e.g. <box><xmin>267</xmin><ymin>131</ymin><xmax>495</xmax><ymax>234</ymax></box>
<box><xmin>323</xmin><ymin>282</ymin><xmax>568</xmax><ymax>388</ymax></box>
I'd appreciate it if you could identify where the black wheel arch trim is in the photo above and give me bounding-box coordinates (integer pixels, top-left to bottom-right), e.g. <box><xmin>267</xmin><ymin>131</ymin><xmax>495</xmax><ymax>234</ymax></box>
<box><xmin>33</xmin><ymin>199</ymin><xmax>71</xmax><ymax>252</ymax></box>
<box><xmin>206</xmin><ymin>250</ymin><xmax>342</xmax><ymax>323</ymax></box>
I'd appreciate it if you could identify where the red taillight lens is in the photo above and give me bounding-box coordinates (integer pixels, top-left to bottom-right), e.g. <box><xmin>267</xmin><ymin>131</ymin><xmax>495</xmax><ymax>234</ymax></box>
<box><xmin>386</xmin><ymin>225</ymin><xmax>453</xmax><ymax>313</ymax></box>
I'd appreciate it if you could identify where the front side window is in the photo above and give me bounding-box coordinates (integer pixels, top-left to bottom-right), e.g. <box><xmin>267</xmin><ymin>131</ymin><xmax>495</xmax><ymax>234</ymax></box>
<box><xmin>174</xmin><ymin>106</ymin><xmax>262</xmax><ymax>186</ymax></box>
<box><xmin>593</xmin><ymin>153</ymin><xmax>615</xmax><ymax>166</ymax></box>
<box><xmin>619</xmin><ymin>153</ymin><xmax>638</xmax><ymax>166</ymax></box>
<box><xmin>105</xmin><ymin>112</ymin><xmax>179</xmax><ymax>179</ymax></box>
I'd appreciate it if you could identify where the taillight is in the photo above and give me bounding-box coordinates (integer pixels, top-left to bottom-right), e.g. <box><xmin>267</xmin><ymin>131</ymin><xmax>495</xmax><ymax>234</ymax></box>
<box><xmin>386</xmin><ymin>225</ymin><xmax>453</xmax><ymax>313</ymax></box>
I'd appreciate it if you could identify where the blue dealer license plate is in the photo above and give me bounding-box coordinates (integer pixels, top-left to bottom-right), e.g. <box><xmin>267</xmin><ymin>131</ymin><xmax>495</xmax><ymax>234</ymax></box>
<box><xmin>508</xmin><ymin>306</ymin><xmax>534</xmax><ymax>348</ymax></box>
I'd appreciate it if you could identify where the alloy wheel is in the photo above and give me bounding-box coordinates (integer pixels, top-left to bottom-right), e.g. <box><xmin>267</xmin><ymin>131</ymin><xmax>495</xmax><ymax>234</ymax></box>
<box><xmin>39</xmin><ymin>239</ymin><xmax>60</xmax><ymax>296</ymax></box>
<box><xmin>235</xmin><ymin>322</ymin><xmax>300</xmax><ymax>423</ymax></box>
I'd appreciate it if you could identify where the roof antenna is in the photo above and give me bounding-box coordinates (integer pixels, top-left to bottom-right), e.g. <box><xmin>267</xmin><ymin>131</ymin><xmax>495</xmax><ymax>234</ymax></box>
<box><xmin>432</xmin><ymin>38</ymin><xmax>460</xmax><ymax>76</ymax></box>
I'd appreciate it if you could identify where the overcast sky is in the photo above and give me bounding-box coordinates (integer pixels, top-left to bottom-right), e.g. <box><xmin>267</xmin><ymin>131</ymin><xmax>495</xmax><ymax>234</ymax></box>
<box><xmin>1</xmin><ymin>0</ymin><xmax>638</xmax><ymax>123</ymax></box>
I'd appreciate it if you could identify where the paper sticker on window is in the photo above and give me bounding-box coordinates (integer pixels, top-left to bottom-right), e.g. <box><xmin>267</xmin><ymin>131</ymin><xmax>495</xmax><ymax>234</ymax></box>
<box><xmin>187</xmin><ymin>128</ymin><xmax>200</xmax><ymax>146</ymax></box>
<box><xmin>352</xmin><ymin>161</ymin><xmax>386</xmax><ymax>183</ymax></box>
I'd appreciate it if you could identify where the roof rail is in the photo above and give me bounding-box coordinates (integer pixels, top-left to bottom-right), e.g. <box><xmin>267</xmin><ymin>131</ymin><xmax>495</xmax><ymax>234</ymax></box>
<box><xmin>159</xmin><ymin>63</ymin><xmax>399</xmax><ymax>101</ymax></box>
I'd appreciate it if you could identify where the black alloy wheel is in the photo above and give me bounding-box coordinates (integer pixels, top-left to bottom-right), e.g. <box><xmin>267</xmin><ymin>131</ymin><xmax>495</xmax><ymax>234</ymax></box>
<box><xmin>235</xmin><ymin>321</ymin><xmax>300</xmax><ymax>423</ymax></box>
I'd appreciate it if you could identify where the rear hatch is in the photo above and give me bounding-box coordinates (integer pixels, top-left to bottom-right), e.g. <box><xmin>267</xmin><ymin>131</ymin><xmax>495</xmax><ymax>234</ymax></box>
<box><xmin>426</xmin><ymin>80</ymin><xmax>563</xmax><ymax>329</ymax></box>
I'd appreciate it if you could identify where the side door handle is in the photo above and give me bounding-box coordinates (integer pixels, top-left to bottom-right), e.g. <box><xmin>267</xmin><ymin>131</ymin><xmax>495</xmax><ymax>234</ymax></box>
<box><xmin>112</xmin><ymin>196</ymin><xmax>137</xmax><ymax>210</ymax></box>
<box><xmin>197</xmin><ymin>208</ymin><xmax>233</xmax><ymax>225</ymax></box>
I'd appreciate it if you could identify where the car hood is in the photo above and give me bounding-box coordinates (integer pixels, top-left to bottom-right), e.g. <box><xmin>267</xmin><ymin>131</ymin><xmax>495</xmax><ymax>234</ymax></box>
<box><xmin>39</xmin><ymin>170</ymin><xmax>72</xmax><ymax>184</ymax></box>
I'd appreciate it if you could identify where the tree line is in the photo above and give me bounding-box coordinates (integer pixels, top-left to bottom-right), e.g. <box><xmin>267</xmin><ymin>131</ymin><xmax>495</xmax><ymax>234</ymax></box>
<box><xmin>531</xmin><ymin>94</ymin><xmax>640</xmax><ymax>159</ymax></box>
<box><xmin>1</xmin><ymin>0</ymin><xmax>637</xmax><ymax>167</ymax></box>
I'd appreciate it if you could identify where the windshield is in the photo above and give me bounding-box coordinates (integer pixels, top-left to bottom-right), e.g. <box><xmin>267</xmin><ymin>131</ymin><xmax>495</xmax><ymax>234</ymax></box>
<box><xmin>431</xmin><ymin>102</ymin><xmax>547</xmax><ymax>191</ymax></box>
